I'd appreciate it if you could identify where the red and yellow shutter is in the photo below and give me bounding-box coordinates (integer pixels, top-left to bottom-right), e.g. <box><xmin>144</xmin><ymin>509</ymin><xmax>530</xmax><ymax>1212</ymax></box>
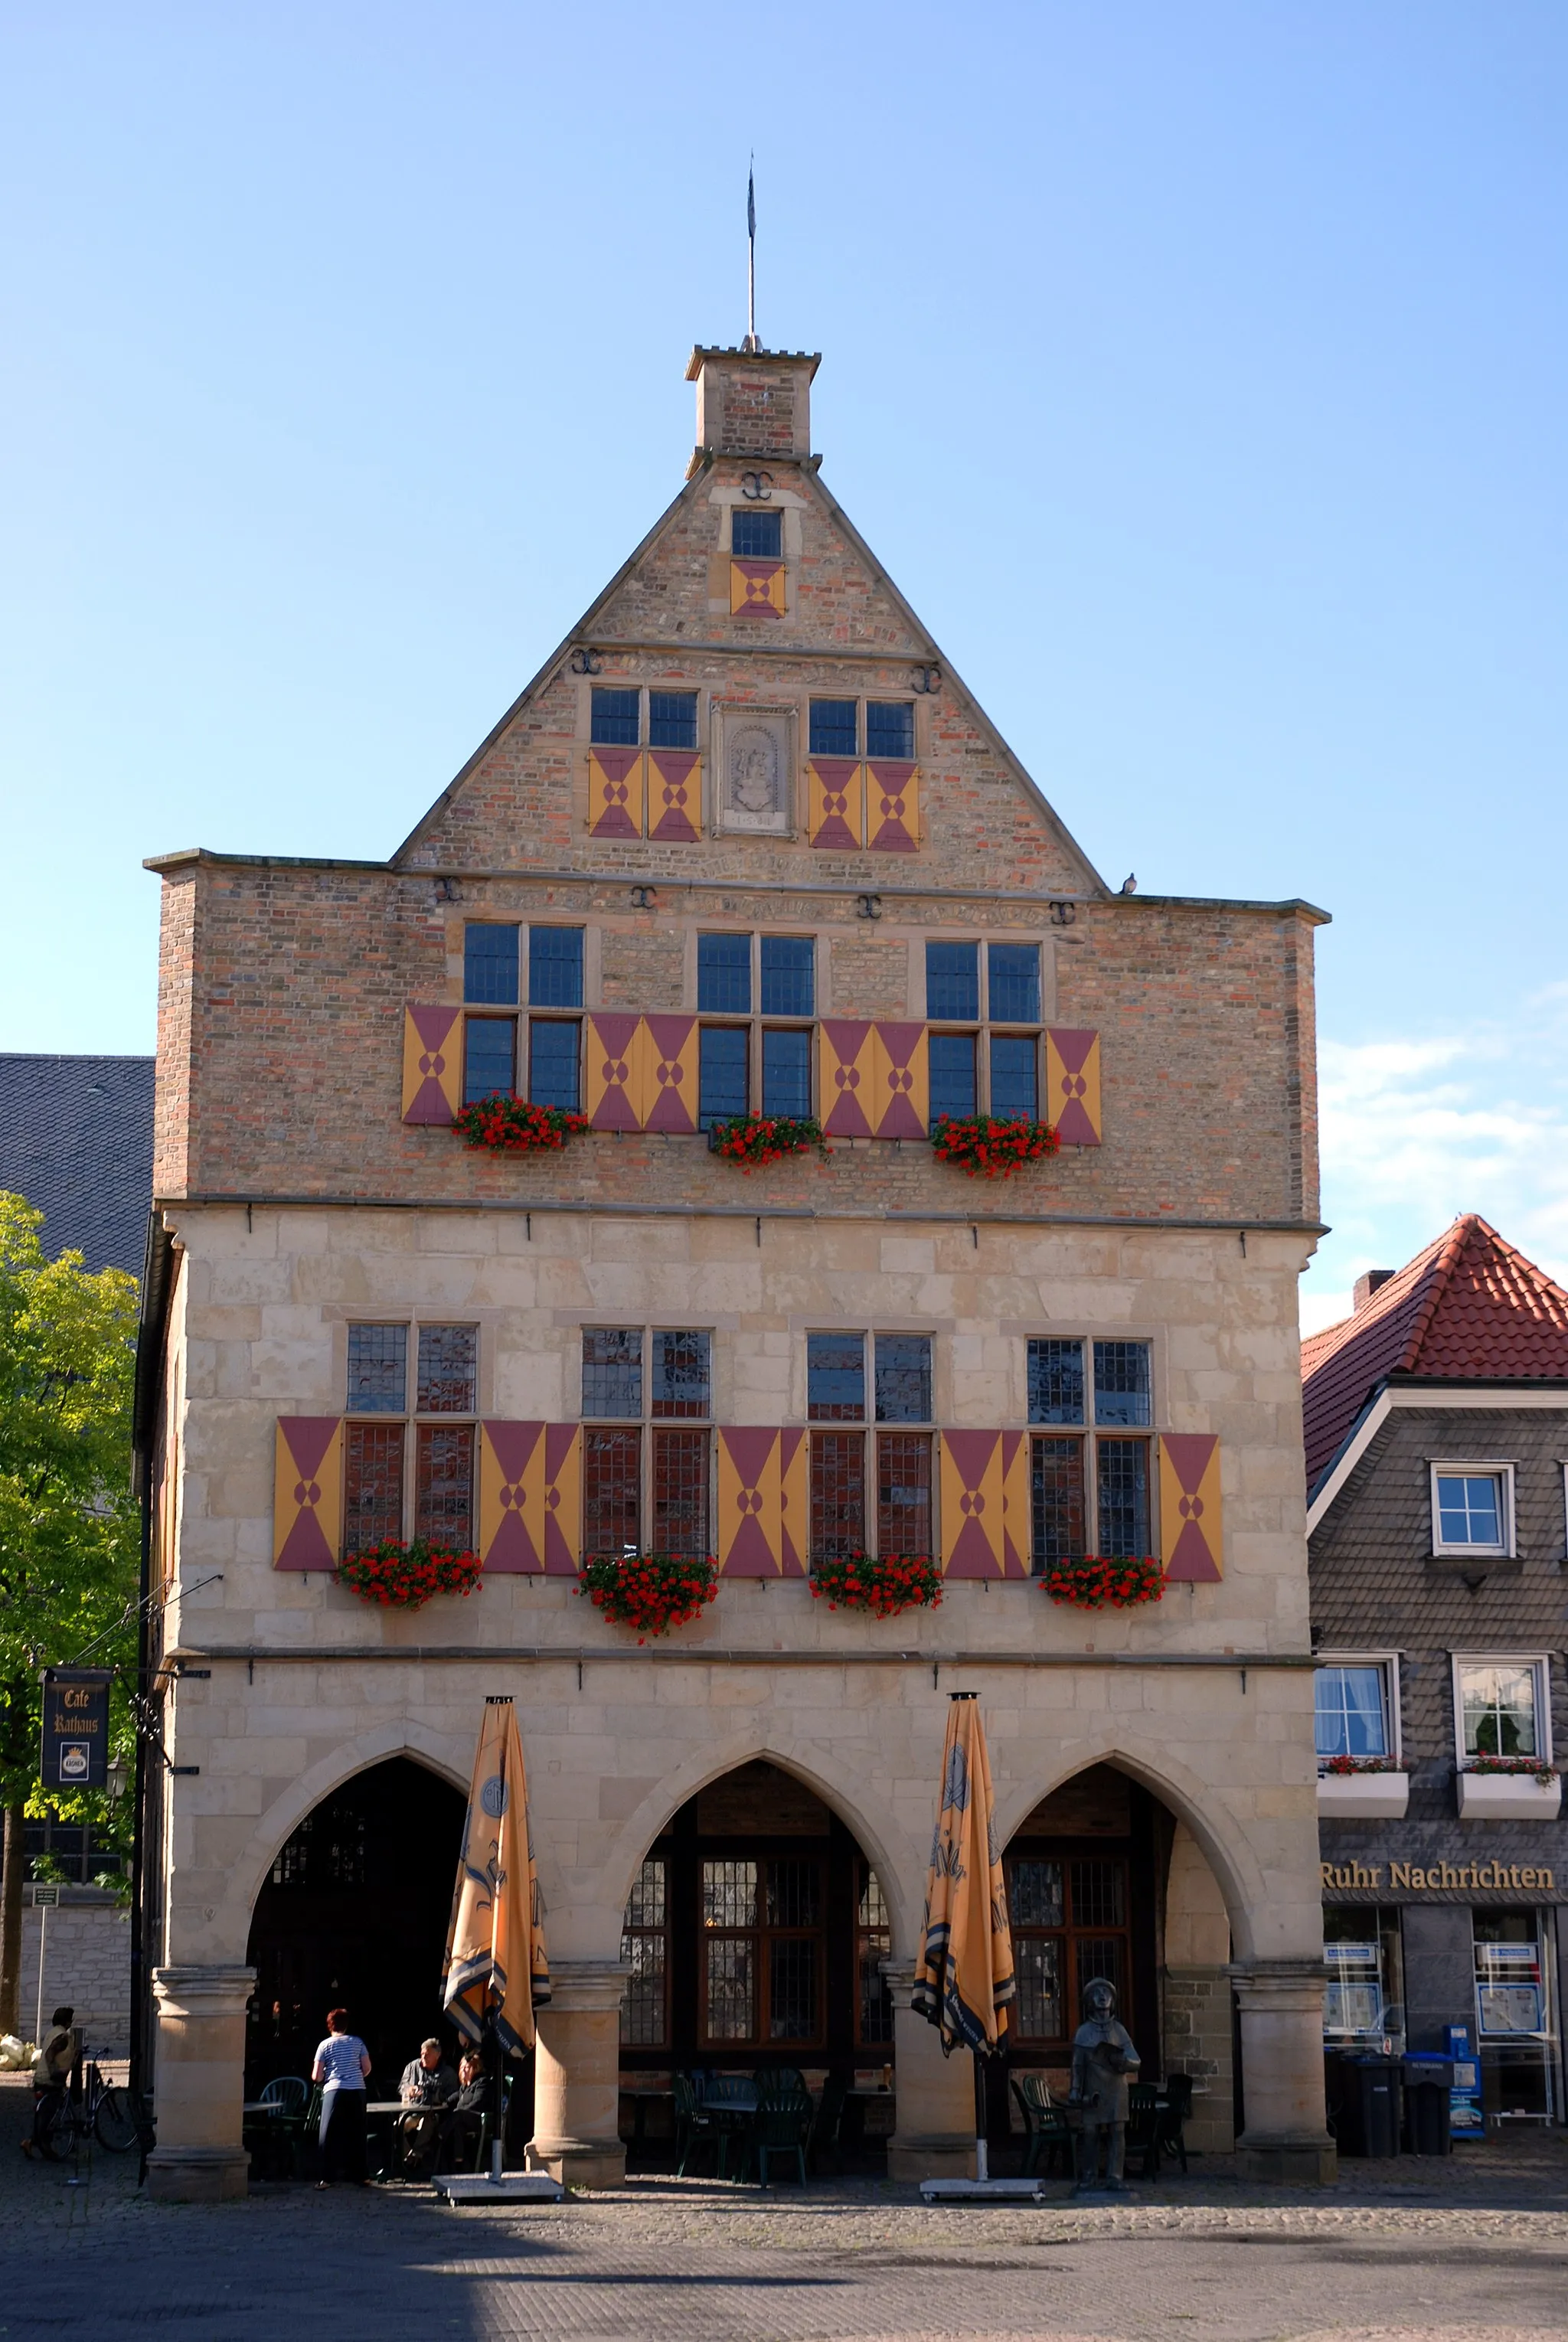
<box><xmin>273</xmin><ymin>1418</ymin><xmax>344</xmax><ymax>1570</ymax></box>
<box><xmin>867</xmin><ymin>760</ymin><xmax>920</xmax><ymax>853</ymax></box>
<box><xmin>717</xmin><ymin>1428</ymin><xmax>786</xmax><ymax>1575</ymax></box>
<box><xmin>402</xmin><ymin>1005</ymin><xmax>463</xmax><ymax>1125</ymax></box>
<box><xmin>938</xmin><ymin>1431</ymin><xmax>1006</xmax><ymax>1577</ymax></box>
<box><xmin>1044</xmin><ymin>1027</ymin><xmax>1102</xmax><ymax>1145</ymax></box>
<box><xmin>587</xmin><ymin>746</ymin><xmax>645</xmax><ymax>839</ymax></box>
<box><xmin>729</xmin><ymin>558</ymin><xmax>786</xmax><ymax>618</ymax></box>
<box><xmin>642</xmin><ymin>1015</ymin><xmax>699</xmax><ymax>1134</ymax></box>
<box><xmin>819</xmin><ymin>1021</ymin><xmax>878</xmax><ymax>1137</ymax></box>
<box><xmin>871</xmin><ymin>1022</ymin><xmax>929</xmax><ymax>1138</ymax></box>
<box><xmin>1000</xmin><ymin>1431</ymin><xmax>1031</xmax><ymax>1577</ymax></box>
<box><xmin>807</xmin><ymin>758</ymin><xmax>864</xmax><ymax>849</ymax></box>
<box><xmin>1159</xmin><ymin>1433</ymin><xmax>1223</xmax><ymax>1582</ymax></box>
<box><xmin>777</xmin><ymin>1428</ymin><xmax>808</xmax><ymax>1577</ymax></box>
<box><xmin>584</xmin><ymin>1013</ymin><xmax>645</xmax><ymax>1131</ymax></box>
<box><xmin>479</xmin><ymin>1421</ymin><xmax>582</xmax><ymax>1575</ymax></box>
<box><xmin>646</xmin><ymin>750</ymin><xmax>701</xmax><ymax>842</ymax></box>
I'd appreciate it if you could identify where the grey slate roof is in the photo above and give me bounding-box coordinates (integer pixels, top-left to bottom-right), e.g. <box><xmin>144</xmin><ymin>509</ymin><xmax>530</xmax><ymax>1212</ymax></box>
<box><xmin>0</xmin><ymin>1055</ymin><xmax>155</xmax><ymax>1278</ymax></box>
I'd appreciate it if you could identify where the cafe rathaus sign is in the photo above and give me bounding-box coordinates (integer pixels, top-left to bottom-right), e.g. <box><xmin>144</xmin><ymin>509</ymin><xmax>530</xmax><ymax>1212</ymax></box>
<box><xmin>40</xmin><ymin>1667</ymin><xmax>113</xmax><ymax>1792</ymax></box>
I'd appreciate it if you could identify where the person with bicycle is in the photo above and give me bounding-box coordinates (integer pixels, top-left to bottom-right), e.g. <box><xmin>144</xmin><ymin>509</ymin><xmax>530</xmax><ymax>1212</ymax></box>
<box><xmin>21</xmin><ymin>2006</ymin><xmax>76</xmax><ymax>2160</ymax></box>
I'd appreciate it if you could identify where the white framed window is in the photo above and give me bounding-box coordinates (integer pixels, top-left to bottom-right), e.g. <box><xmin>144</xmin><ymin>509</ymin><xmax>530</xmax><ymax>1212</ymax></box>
<box><xmin>1452</xmin><ymin>1654</ymin><xmax>1552</xmax><ymax>1767</ymax></box>
<box><xmin>1430</xmin><ymin>1461</ymin><xmax>1514</xmax><ymax>1556</ymax></box>
<box><xmin>1314</xmin><ymin>1656</ymin><xmax>1401</xmax><ymax>1767</ymax></box>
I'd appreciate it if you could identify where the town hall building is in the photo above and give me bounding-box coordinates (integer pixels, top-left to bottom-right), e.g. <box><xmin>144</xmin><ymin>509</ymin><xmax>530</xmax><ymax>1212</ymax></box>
<box><xmin>136</xmin><ymin>341</ymin><xmax>1334</xmax><ymax>2198</ymax></box>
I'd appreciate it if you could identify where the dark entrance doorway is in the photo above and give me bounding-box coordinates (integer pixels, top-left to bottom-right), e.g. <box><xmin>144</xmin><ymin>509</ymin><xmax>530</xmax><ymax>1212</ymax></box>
<box><xmin>989</xmin><ymin>1762</ymin><xmax>1168</xmax><ymax>2141</ymax></box>
<box><xmin>244</xmin><ymin>1756</ymin><xmax>467</xmax><ymax>2095</ymax></box>
<box><xmin>619</xmin><ymin>1761</ymin><xmax>894</xmax><ymax>2084</ymax></box>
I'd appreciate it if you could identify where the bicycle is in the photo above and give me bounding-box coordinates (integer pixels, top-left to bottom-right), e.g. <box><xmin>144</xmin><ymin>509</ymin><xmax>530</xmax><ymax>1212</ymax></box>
<box><xmin>35</xmin><ymin>2056</ymin><xmax>145</xmax><ymax>2159</ymax></box>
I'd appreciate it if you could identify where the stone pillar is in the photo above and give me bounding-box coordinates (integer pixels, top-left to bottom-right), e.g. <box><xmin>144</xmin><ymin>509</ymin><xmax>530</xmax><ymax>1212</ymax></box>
<box><xmin>526</xmin><ymin>1961</ymin><xmax>629</xmax><ymax>2189</ymax></box>
<box><xmin>880</xmin><ymin>1958</ymin><xmax>977</xmax><ymax>2181</ymax></box>
<box><xmin>1233</xmin><ymin>1958</ymin><xmax>1337</xmax><ymax>2184</ymax></box>
<box><xmin>145</xmin><ymin>1963</ymin><xmax>255</xmax><ymax>2203</ymax></box>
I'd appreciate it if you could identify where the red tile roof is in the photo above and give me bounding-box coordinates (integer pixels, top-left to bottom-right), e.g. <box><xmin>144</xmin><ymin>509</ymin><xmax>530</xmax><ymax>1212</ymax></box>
<box><xmin>1302</xmin><ymin>1215</ymin><xmax>1568</xmax><ymax>1492</ymax></box>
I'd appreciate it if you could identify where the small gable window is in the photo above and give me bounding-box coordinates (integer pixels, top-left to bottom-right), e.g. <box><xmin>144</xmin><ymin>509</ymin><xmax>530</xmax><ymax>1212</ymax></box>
<box><xmin>865</xmin><ymin>702</ymin><xmax>914</xmax><ymax>761</ymax></box>
<box><xmin>648</xmin><ymin>691</ymin><xmax>698</xmax><ymax>750</ymax></box>
<box><xmin>590</xmin><ymin>688</ymin><xmax>641</xmax><ymax>746</ymax></box>
<box><xmin>463</xmin><ymin>923</ymin><xmax>519</xmax><ymax>1006</ymax></box>
<box><xmin>1431</xmin><ymin>1465</ymin><xmax>1512</xmax><ymax>1556</ymax></box>
<box><xmin>732</xmin><ymin>508</ymin><xmax>782</xmax><ymax>560</ymax></box>
<box><xmin>809</xmin><ymin>699</ymin><xmax>858</xmax><ymax>758</ymax></box>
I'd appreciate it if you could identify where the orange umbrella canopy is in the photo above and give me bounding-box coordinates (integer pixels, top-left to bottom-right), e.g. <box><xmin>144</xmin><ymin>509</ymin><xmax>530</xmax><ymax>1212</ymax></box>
<box><xmin>442</xmin><ymin>1697</ymin><xmax>550</xmax><ymax>2054</ymax></box>
<box><xmin>911</xmin><ymin>1695</ymin><xmax>1015</xmax><ymax>2053</ymax></box>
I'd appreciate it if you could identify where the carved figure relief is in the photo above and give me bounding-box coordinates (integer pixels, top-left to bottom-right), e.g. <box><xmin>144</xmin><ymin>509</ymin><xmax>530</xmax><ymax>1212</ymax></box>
<box><xmin>716</xmin><ymin>708</ymin><xmax>792</xmax><ymax>834</ymax></box>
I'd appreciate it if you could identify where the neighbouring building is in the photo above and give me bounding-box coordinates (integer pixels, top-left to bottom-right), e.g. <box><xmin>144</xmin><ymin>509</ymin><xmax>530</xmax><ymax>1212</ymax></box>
<box><xmin>0</xmin><ymin>1051</ymin><xmax>155</xmax><ymax>2053</ymax></box>
<box><xmin>136</xmin><ymin>340</ymin><xmax>1334</xmax><ymax>2200</ymax></box>
<box><xmin>1305</xmin><ymin>1214</ymin><xmax>1568</xmax><ymax>2128</ymax></box>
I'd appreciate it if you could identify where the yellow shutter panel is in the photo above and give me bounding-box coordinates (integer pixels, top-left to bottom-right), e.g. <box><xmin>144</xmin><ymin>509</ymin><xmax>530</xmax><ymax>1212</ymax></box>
<box><xmin>402</xmin><ymin>1005</ymin><xmax>462</xmax><ymax>1125</ymax></box>
<box><xmin>717</xmin><ymin>1429</ymin><xmax>786</xmax><ymax>1574</ymax></box>
<box><xmin>1158</xmin><ymin>1434</ymin><xmax>1222</xmax><ymax>1581</ymax></box>
<box><xmin>587</xmin><ymin>747</ymin><xmax>645</xmax><ymax>838</ymax></box>
<box><xmin>938</xmin><ymin>1432</ymin><xmax>1006</xmax><ymax>1577</ymax></box>
<box><xmin>1044</xmin><ymin>1028</ymin><xmax>1102</xmax><ymax>1145</ymax></box>
<box><xmin>273</xmin><ymin>1418</ymin><xmax>344</xmax><ymax>1570</ymax></box>
<box><xmin>479</xmin><ymin>1422</ymin><xmax>582</xmax><ymax>1575</ymax></box>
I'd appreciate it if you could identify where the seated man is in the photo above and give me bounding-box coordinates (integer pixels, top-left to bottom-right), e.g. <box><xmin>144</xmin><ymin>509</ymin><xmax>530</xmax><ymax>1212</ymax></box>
<box><xmin>22</xmin><ymin>2007</ymin><xmax>77</xmax><ymax>2160</ymax></box>
<box><xmin>436</xmin><ymin>2051</ymin><xmax>491</xmax><ymax>2174</ymax></box>
<box><xmin>395</xmin><ymin>2037</ymin><xmax>459</xmax><ymax>2175</ymax></box>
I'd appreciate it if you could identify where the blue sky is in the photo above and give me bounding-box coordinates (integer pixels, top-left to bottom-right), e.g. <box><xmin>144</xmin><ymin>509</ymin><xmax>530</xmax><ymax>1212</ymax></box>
<box><xmin>3</xmin><ymin>2</ymin><xmax>1563</xmax><ymax>1328</ymax></box>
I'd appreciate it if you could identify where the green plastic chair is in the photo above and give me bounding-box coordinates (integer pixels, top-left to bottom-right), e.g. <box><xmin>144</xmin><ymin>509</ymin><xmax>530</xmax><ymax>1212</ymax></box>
<box><xmin>1009</xmin><ymin>2070</ymin><xmax>1072</xmax><ymax>2179</ymax></box>
<box><xmin>1156</xmin><ymin>2073</ymin><xmax>1193</xmax><ymax>2174</ymax></box>
<box><xmin>1125</xmin><ymin>2081</ymin><xmax>1161</xmax><ymax>2180</ymax></box>
<box><xmin>750</xmin><ymin>2095</ymin><xmax>812</xmax><ymax>2189</ymax></box>
<box><xmin>673</xmin><ymin>2073</ymin><xmax>722</xmax><ymax>2178</ymax></box>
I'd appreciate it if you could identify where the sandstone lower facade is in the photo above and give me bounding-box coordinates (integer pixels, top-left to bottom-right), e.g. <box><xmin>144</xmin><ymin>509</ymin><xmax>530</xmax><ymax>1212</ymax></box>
<box><xmin>136</xmin><ymin>1200</ymin><xmax>1331</xmax><ymax>2197</ymax></box>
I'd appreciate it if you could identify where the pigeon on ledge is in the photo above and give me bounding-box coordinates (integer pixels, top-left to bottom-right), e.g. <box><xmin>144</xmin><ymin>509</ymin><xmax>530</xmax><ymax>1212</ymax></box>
<box><xmin>1119</xmin><ymin>874</ymin><xmax>1137</xmax><ymax>895</ymax></box>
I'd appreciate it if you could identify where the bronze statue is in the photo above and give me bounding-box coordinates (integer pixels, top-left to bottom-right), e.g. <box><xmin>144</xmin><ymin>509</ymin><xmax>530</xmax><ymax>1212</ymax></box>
<box><xmin>1069</xmin><ymin>1977</ymin><xmax>1140</xmax><ymax>2192</ymax></box>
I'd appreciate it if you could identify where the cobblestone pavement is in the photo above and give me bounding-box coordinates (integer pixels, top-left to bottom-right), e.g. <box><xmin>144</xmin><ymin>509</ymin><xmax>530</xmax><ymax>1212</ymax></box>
<box><xmin>2</xmin><ymin>2081</ymin><xmax>1566</xmax><ymax>2341</ymax></box>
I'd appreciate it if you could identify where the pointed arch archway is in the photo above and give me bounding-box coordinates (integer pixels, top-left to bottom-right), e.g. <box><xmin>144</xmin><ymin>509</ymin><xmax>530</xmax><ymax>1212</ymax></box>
<box><xmin>242</xmin><ymin>1754</ymin><xmax>468</xmax><ymax>2096</ymax></box>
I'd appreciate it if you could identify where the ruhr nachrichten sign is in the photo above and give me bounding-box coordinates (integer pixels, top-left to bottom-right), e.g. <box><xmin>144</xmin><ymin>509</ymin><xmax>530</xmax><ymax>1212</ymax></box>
<box><xmin>40</xmin><ymin>1668</ymin><xmax>113</xmax><ymax>1792</ymax></box>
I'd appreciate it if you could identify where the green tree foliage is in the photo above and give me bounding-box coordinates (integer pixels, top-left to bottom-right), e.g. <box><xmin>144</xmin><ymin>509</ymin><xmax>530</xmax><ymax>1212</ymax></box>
<box><xmin>0</xmin><ymin>1194</ymin><xmax>139</xmax><ymax>2034</ymax></box>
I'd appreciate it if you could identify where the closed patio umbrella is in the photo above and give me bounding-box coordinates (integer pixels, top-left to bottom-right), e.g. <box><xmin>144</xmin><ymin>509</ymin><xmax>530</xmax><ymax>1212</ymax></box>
<box><xmin>912</xmin><ymin>1691</ymin><xmax>1018</xmax><ymax>2190</ymax></box>
<box><xmin>443</xmin><ymin>1696</ymin><xmax>550</xmax><ymax>2180</ymax></box>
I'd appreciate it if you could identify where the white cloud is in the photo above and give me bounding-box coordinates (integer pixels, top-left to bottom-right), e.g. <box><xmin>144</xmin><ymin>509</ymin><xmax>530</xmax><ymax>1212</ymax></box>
<box><xmin>1302</xmin><ymin>993</ymin><xmax>1568</xmax><ymax>1336</ymax></box>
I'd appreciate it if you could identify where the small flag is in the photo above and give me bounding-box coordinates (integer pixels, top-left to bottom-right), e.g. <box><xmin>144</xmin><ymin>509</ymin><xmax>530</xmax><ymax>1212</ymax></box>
<box><xmin>747</xmin><ymin>162</ymin><xmax>755</xmax><ymax>243</ymax></box>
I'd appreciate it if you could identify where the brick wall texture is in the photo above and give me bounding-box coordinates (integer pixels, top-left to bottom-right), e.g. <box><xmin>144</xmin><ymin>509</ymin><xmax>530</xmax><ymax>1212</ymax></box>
<box><xmin>147</xmin><ymin>361</ymin><xmax>1323</xmax><ymax>1226</ymax></box>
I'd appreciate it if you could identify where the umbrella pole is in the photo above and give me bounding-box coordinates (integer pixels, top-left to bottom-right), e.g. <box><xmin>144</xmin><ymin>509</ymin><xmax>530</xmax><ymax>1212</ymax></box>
<box><xmin>973</xmin><ymin>2050</ymin><xmax>988</xmax><ymax>2184</ymax></box>
<box><xmin>487</xmin><ymin>2014</ymin><xmax>505</xmax><ymax>2184</ymax></box>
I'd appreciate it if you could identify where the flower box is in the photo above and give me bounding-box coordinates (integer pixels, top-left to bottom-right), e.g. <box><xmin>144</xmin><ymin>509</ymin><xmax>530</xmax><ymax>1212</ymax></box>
<box><xmin>1317</xmin><ymin>1770</ymin><xmax>1410</xmax><ymax>1820</ymax></box>
<box><xmin>1457</xmin><ymin>1770</ymin><xmax>1563</xmax><ymax>1821</ymax></box>
<box><xmin>931</xmin><ymin>1114</ymin><xmax>1060</xmax><ymax>1179</ymax></box>
<box><xmin>577</xmin><ymin>1553</ymin><xmax>717</xmax><ymax>1641</ymax></box>
<box><xmin>707</xmin><ymin>1115</ymin><xmax>829</xmax><ymax>1171</ymax></box>
<box><xmin>454</xmin><ymin>1095</ymin><xmax>590</xmax><ymax>1154</ymax></box>
<box><xmin>808</xmin><ymin>1551</ymin><xmax>942</xmax><ymax>1618</ymax></box>
<box><xmin>335</xmin><ymin>1540</ymin><xmax>483</xmax><ymax>1610</ymax></box>
<box><xmin>1040</xmin><ymin>1554</ymin><xmax>1164</xmax><ymax>1610</ymax></box>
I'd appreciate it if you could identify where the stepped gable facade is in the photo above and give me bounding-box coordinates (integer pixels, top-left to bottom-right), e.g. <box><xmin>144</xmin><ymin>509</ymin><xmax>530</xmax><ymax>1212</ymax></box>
<box><xmin>137</xmin><ymin>341</ymin><xmax>1334</xmax><ymax>2201</ymax></box>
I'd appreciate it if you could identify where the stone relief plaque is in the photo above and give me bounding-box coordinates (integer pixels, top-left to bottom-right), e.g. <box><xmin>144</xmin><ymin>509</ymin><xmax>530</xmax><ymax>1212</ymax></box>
<box><xmin>714</xmin><ymin>705</ymin><xmax>793</xmax><ymax>835</ymax></box>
